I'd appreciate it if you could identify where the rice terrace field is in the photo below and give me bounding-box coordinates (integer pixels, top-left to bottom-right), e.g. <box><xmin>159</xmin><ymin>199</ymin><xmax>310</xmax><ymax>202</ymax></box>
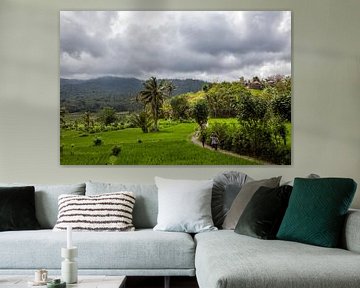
<box><xmin>60</xmin><ymin>108</ymin><xmax>291</xmax><ymax>165</ymax></box>
<box><xmin>60</xmin><ymin>120</ymin><xmax>269</xmax><ymax>165</ymax></box>
<box><xmin>60</xmin><ymin>11</ymin><xmax>292</xmax><ymax>165</ymax></box>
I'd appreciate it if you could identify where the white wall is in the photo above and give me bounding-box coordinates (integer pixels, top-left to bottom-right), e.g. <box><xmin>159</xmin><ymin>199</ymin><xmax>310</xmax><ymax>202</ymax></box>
<box><xmin>0</xmin><ymin>0</ymin><xmax>359</xmax><ymax>208</ymax></box>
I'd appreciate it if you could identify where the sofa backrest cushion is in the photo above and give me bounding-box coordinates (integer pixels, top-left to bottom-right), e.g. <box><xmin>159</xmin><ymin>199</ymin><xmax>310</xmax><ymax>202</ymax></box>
<box><xmin>0</xmin><ymin>183</ymin><xmax>86</xmax><ymax>229</ymax></box>
<box><xmin>342</xmin><ymin>209</ymin><xmax>360</xmax><ymax>253</ymax></box>
<box><xmin>86</xmin><ymin>181</ymin><xmax>158</xmax><ymax>229</ymax></box>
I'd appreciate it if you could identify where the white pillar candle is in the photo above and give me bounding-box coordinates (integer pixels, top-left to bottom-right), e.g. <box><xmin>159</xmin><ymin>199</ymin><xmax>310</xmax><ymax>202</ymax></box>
<box><xmin>67</xmin><ymin>225</ymin><xmax>72</xmax><ymax>249</ymax></box>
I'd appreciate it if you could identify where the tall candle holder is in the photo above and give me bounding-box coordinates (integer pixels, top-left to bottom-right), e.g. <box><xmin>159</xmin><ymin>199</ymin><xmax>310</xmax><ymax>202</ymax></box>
<box><xmin>61</xmin><ymin>225</ymin><xmax>77</xmax><ymax>284</ymax></box>
<box><xmin>61</xmin><ymin>246</ymin><xmax>78</xmax><ymax>284</ymax></box>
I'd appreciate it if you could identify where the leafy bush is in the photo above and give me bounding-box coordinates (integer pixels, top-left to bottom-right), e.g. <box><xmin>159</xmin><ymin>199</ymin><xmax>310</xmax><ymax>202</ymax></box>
<box><xmin>205</xmin><ymin>122</ymin><xmax>236</xmax><ymax>151</ymax></box>
<box><xmin>237</xmin><ymin>94</ymin><xmax>268</xmax><ymax>121</ymax></box>
<box><xmin>205</xmin><ymin>117</ymin><xmax>291</xmax><ymax>164</ymax></box>
<box><xmin>98</xmin><ymin>107</ymin><xmax>117</xmax><ymax>125</ymax></box>
<box><xmin>129</xmin><ymin>111</ymin><xmax>152</xmax><ymax>133</ymax></box>
<box><xmin>93</xmin><ymin>137</ymin><xmax>103</xmax><ymax>146</ymax></box>
<box><xmin>271</xmin><ymin>93</ymin><xmax>291</xmax><ymax>122</ymax></box>
<box><xmin>111</xmin><ymin>145</ymin><xmax>121</xmax><ymax>156</ymax></box>
<box><xmin>193</xmin><ymin>100</ymin><xmax>209</xmax><ymax>128</ymax></box>
<box><xmin>233</xmin><ymin>120</ymin><xmax>290</xmax><ymax>164</ymax></box>
<box><xmin>205</xmin><ymin>81</ymin><xmax>251</xmax><ymax>118</ymax></box>
<box><xmin>233</xmin><ymin>121</ymin><xmax>272</xmax><ymax>156</ymax></box>
<box><xmin>170</xmin><ymin>95</ymin><xmax>191</xmax><ymax>120</ymax></box>
<box><xmin>270</xmin><ymin>145</ymin><xmax>291</xmax><ymax>165</ymax></box>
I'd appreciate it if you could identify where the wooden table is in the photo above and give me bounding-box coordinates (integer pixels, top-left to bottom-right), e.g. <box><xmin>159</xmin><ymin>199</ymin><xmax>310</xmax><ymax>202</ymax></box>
<box><xmin>0</xmin><ymin>275</ymin><xmax>126</xmax><ymax>288</ymax></box>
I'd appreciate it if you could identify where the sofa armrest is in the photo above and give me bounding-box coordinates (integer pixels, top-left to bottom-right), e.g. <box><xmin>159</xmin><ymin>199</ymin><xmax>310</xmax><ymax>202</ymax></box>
<box><xmin>342</xmin><ymin>209</ymin><xmax>360</xmax><ymax>253</ymax></box>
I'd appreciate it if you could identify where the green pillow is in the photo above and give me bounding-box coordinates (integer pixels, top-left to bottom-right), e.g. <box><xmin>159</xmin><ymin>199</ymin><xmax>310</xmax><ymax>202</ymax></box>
<box><xmin>277</xmin><ymin>178</ymin><xmax>357</xmax><ymax>247</ymax></box>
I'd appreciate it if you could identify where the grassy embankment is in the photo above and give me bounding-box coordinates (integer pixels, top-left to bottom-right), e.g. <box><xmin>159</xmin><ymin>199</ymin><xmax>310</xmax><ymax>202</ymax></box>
<box><xmin>60</xmin><ymin>120</ymin><xmax>265</xmax><ymax>165</ymax></box>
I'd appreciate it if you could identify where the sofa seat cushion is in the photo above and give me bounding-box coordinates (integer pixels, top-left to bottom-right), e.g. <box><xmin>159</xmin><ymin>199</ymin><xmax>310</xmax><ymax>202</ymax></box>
<box><xmin>0</xmin><ymin>229</ymin><xmax>195</xmax><ymax>270</ymax></box>
<box><xmin>195</xmin><ymin>230</ymin><xmax>360</xmax><ymax>288</ymax></box>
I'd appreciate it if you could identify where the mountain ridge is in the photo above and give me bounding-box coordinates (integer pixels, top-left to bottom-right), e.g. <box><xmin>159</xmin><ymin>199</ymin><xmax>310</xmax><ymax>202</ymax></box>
<box><xmin>60</xmin><ymin>76</ymin><xmax>207</xmax><ymax>113</ymax></box>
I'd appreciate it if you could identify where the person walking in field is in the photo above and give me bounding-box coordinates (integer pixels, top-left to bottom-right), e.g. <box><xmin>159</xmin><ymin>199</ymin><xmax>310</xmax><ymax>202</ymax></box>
<box><xmin>201</xmin><ymin>132</ymin><xmax>206</xmax><ymax>148</ymax></box>
<box><xmin>210</xmin><ymin>133</ymin><xmax>219</xmax><ymax>151</ymax></box>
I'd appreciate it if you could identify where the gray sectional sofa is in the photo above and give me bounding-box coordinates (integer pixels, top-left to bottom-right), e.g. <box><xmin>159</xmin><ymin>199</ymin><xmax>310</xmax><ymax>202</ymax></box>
<box><xmin>1</xmin><ymin>180</ymin><xmax>360</xmax><ymax>288</ymax></box>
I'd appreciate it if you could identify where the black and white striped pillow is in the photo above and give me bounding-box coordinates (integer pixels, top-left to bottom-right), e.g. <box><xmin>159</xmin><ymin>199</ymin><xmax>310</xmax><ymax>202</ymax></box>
<box><xmin>53</xmin><ymin>192</ymin><xmax>136</xmax><ymax>231</ymax></box>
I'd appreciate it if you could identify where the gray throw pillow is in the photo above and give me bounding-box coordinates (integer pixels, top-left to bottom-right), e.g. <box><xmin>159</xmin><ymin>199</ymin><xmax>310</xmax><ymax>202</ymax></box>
<box><xmin>0</xmin><ymin>183</ymin><xmax>85</xmax><ymax>228</ymax></box>
<box><xmin>153</xmin><ymin>177</ymin><xmax>217</xmax><ymax>233</ymax></box>
<box><xmin>222</xmin><ymin>176</ymin><xmax>281</xmax><ymax>230</ymax></box>
<box><xmin>283</xmin><ymin>173</ymin><xmax>320</xmax><ymax>186</ymax></box>
<box><xmin>212</xmin><ymin>171</ymin><xmax>252</xmax><ymax>228</ymax></box>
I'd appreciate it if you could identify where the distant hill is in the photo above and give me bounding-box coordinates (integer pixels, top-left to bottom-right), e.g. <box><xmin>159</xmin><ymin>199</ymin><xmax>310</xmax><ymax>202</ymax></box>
<box><xmin>60</xmin><ymin>76</ymin><xmax>207</xmax><ymax>113</ymax></box>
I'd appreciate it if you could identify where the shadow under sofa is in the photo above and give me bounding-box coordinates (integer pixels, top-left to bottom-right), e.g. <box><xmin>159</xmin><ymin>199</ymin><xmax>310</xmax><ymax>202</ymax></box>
<box><xmin>0</xmin><ymin>181</ymin><xmax>360</xmax><ymax>288</ymax></box>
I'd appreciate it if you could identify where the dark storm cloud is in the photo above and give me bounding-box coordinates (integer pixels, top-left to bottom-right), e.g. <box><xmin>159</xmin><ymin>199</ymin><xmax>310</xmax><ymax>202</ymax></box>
<box><xmin>61</xmin><ymin>11</ymin><xmax>117</xmax><ymax>58</ymax></box>
<box><xmin>61</xmin><ymin>21</ymin><xmax>104</xmax><ymax>59</ymax></box>
<box><xmin>181</xmin><ymin>12</ymin><xmax>288</xmax><ymax>55</ymax></box>
<box><xmin>60</xmin><ymin>11</ymin><xmax>291</xmax><ymax>81</ymax></box>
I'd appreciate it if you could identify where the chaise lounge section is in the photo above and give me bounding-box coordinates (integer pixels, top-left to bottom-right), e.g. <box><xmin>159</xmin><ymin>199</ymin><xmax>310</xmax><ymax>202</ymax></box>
<box><xmin>195</xmin><ymin>216</ymin><xmax>360</xmax><ymax>288</ymax></box>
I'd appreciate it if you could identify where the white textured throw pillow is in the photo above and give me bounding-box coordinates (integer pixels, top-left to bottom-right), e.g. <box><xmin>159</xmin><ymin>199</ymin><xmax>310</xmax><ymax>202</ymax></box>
<box><xmin>154</xmin><ymin>177</ymin><xmax>217</xmax><ymax>233</ymax></box>
<box><xmin>53</xmin><ymin>192</ymin><xmax>135</xmax><ymax>231</ymax></box>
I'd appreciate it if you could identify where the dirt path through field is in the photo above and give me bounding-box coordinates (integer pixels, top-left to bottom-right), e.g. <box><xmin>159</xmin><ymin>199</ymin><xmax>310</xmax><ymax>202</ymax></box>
<box><xmin>191</xmin><ymin>135</ymin><xmax>270</xmax><ymax>165</ymax></box>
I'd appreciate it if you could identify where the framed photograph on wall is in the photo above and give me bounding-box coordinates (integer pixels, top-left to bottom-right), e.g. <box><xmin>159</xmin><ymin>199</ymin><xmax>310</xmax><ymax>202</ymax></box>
<box><xmin>60</xmin><ymin>11</ymin><xmax>291</xmax><ymax>165</ymax></box>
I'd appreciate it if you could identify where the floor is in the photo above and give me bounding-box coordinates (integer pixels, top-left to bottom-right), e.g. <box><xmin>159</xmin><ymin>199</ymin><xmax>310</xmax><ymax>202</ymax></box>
<box><xmin>126</xmin><ymin>276</ymin><xmax>199</xmax><ymax>288</ymax></box>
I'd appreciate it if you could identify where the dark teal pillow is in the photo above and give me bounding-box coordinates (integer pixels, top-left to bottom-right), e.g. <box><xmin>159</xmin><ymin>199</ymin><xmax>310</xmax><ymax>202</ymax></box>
<box><xmin>277</xmin><ymin>178</ymin><xmax>357</xmax><ymax>247</ymax></box>
<box><xmin>0</xmin><ymin>186</ymin><xmax>41</xmax><ymax>231</ymax></box>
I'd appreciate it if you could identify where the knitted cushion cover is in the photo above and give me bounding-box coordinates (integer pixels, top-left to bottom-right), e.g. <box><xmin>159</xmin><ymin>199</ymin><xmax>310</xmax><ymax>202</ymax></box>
<box><xmin>53</xmin><ymin>192</ymin><xmax>135</xmax><ymax>231</ymax></box>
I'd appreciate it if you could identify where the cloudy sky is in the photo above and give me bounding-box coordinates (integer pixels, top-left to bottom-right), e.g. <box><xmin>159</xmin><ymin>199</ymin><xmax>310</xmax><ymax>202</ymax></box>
<box><xmin>60</xmin><ymin>11</ymin><xmax>291</xmax><ymax>81</ymax></box>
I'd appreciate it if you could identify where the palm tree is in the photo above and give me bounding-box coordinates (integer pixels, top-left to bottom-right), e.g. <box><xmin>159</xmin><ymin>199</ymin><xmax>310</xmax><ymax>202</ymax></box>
<box><xmin>163</xmin><ymin>80</ymin><xmax>176</xmax><ymax>97</ymax></box>
<box><xmin>129</xmin><ymin>111</ymin><xmax>152</xmax><ymax>133</ymax></box>
<box><xmin>137</xmin><ymin>77</ymin><xmax>168</xmax><ymax>132</ymax></box>
<box><xmin>83</xmin><ymin>111</ymin><xmax>91</xmax><ymax>131</ymax></box>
